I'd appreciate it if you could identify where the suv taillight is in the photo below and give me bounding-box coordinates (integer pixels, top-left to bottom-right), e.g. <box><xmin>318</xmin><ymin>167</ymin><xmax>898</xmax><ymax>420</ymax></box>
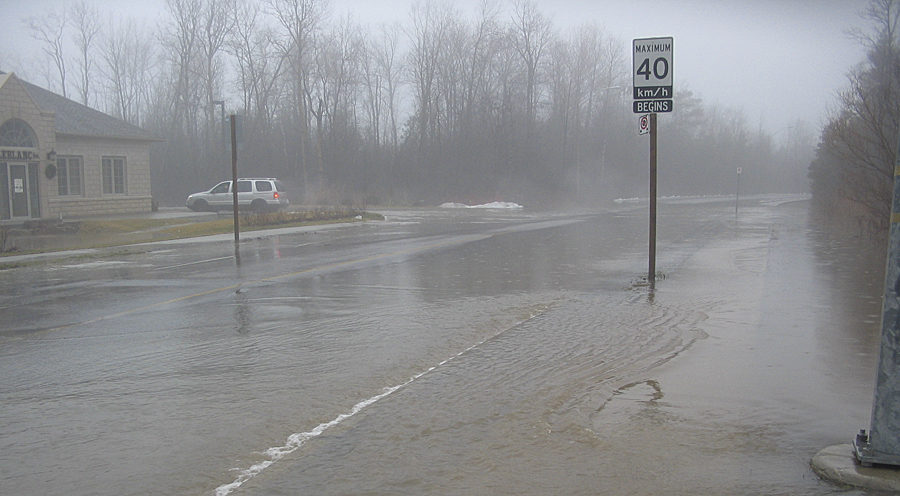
<box><xmin>273</xmin><ymin>192</ymin><xmax>280</xmax><ymax>199</ymax></box>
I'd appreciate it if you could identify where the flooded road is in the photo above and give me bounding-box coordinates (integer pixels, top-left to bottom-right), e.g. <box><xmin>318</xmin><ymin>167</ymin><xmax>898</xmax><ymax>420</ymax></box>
<box><xmin>0</xmin><ymin>197</ymin><xmax>885</xmax><ymax>495</ymax></box>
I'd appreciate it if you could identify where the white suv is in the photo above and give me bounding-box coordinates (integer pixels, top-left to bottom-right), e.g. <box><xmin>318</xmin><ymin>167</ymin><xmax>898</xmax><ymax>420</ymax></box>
<box><xmin>186</xmin><ymin>178</ymin><xmax>289</xmax><ymax>213</ymax></box>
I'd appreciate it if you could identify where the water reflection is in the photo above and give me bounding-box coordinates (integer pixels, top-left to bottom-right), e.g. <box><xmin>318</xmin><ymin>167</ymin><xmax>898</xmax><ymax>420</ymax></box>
<box><xmin>807</xmin><ymin>219</ymin><xmax>884</xmax><ymax>387</ymax></box>
<box><xmin>233</xmin><ymin>292</ymin><xmax>253</xmax><ymax>335</ymax></box>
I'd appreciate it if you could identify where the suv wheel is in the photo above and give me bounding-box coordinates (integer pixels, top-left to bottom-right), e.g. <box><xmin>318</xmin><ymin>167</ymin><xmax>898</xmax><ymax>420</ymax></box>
<box><xmin>191</xmin><ymin>199</ymin><xmax>209</xmax><ymax>212</ymax></box>
<box><xmin>251</xmin><ymin>199</ymin><xmax>269</xmax><ymax>214</ymax></box>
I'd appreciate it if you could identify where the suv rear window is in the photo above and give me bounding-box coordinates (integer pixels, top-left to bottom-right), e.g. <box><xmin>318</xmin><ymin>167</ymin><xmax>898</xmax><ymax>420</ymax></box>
<box><xmin>255</xmin><ymin>181</ymin><xmax>272</xmax><ymax>192</ymax></box>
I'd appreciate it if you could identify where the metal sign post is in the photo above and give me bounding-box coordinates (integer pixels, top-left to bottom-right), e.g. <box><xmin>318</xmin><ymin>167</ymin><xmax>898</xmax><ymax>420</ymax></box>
<box><xmin>854</xmin><ymin>132</ymin><xmax>900</xmax><ymax>467</ymax></box>
<box><xmin>649</xmin><ymin>113</ymin><xmax>658</xmax><ymax>285</ymax></box>
<box><xmin>633</xmin><ymin>37</ymin><xmax>673</xmax><ymax>287</ymax></box>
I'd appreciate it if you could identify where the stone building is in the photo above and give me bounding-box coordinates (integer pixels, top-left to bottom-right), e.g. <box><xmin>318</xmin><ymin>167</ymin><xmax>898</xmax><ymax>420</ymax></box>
<box><xmin>0</xmin><ymin>72</ymin><xmax>160</xmax><ymax>223</ymax></box>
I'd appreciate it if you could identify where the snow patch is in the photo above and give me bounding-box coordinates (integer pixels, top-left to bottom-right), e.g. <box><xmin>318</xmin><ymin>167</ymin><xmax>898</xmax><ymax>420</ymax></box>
<box><xmin>439</xmin><ymin>201</ymin><xmax>523</xmax><ymax>209</ymax></box>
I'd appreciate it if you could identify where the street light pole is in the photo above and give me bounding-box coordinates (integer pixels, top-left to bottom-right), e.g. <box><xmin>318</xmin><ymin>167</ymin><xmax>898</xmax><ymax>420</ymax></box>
<box><xmin>213</xmin><ymin>100</ymin><xmax>225</xmax><ymax>132</ymax></box>
<box><xmin>230</xmin><ymin>114</ymin><xmax>241</xmax><ymax>266</ymax></box>
<box><xmin>213</xmin><ymin>100</ymin><xmax>226</xmax><ymax>173</ymax></box>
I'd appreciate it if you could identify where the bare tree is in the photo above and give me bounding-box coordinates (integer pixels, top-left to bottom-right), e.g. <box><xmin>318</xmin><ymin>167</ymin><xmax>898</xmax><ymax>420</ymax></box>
<box><xmin>406</xmin><ymin>0</ymin><xmax>455</xmax><ymax>171</ymax></box>
<box><xmin>307</xmin><ymin>15</ymin><xmax>364</xmax><ymax>184</ymax></box>
<box><xmin>99</xmin><ymin>18</ymin><xmax>157</xmax><ymax>126</ymax></box>
<box><xmin>69</xmin><ymin>1</ymin><xmax>102</xmax><ymax>106</ymax></box>
<box><xmin>198</xmin><ymin>0</ymin><xmax>236</xmax><ymax>147</ymax></box>
<box><xmin>811</xmin><ymin>0</ymin><xmax>900</xmax><ymax>234</ymax></box>
<box><xmin>508</xmin><ymin>0</ymin><xmax>553</xmax><ymax>136</ymax></box>
<box><xmin>269</xmin><ymin>0</ymin><xmax>330</xmax><ymax>191</ymax></box>
<box><xmin>161</xmin><ymin>0</ymin><xmax>203</xmax><ymax>136</ymax></box>
<box><xmin>547</xmin><ymin>37</ymin><xmax>574</xmax><ymax>173</ymax></box>
<box><xmin>228</xmin><ymin>0</ymin><xmax>287</xmax><ymax>128</ymax></box>
<box><xmin>460</xmin><ymin>0</ymin><xmax>504</xmax><ymax>134</ymax></box>
<box><xmin>0</xmin><ymin>50</ymin><xmax>28</xmax><ymax>79</ymax></box>
<box><xmin>6</xmin><ymin>0</ymin><xmax>784</xmax><ymax>207</ymax></box>
<box><xmin>155</xmin><ymin>0</ymin><xmax>209</xmax><ymax>191</ymax></box>
<box><xmin>369</xmin><ymin>22</ymin><xmax>405</xmax><ymax>154</ymax></box>
<box><xmin>824</xmin><ymin>65</ymin><xmax>896</xmax><ymax>229</ymax></box>
<box><xmin>24</xmin><ymin>8</ymin><xmax>69</xmax><ymax>97</ymax></box>
<box><xmin>360</xmin><ymin>32</ymin><xmax>384</xmax><ymax>149</ymax></box>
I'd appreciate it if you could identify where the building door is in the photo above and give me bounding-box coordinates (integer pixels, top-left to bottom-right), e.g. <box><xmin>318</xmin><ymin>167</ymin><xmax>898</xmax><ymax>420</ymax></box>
<box><xmin>0</xmin><ymin>162</ymin><xmax>39</xmax><ymax>220</ymax></box>
<box><xmin>9</xmin><ymin>163</ymin><xmax>29</xmax><ymax>218</ymax></box>
<box><xmin>0</xmin><ymin>118</ymin><xmax>42</xmax><ymax>221</ymax></box>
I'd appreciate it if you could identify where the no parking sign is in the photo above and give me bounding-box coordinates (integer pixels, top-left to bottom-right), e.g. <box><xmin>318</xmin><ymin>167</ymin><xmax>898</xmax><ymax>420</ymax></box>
<box><xmin>639</xmin><ymin>114</ymin><xmax>650</xmax><ymax>135</ymax></box>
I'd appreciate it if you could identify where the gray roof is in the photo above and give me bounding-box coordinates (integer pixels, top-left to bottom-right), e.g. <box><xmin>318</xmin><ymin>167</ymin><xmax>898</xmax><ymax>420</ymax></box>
<box><xmin>9</xmin><ymin>74</ymin><xmax>160</xmax><ymax>141</ymax></box>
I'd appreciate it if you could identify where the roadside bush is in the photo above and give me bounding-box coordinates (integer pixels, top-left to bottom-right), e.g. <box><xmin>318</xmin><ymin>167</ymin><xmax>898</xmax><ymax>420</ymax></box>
<box><xmin>239</xmin><ymin>207</ymin><xmax>373</xmax><ymax>227</ymax></box>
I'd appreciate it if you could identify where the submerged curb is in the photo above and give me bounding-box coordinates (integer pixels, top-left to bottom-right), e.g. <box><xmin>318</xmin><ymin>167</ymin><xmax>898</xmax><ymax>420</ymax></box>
<box><xmin>812</xmin><ymin>444</ymin><xmax>900</xmax><ymax>492</ymax></box>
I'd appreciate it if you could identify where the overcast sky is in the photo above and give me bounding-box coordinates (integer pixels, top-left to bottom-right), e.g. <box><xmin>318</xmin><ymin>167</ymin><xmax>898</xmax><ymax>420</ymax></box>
<box><xmin>0</xmin><ymin>0</ymin><xmax>873</xmax><ymax>137</ymax></box>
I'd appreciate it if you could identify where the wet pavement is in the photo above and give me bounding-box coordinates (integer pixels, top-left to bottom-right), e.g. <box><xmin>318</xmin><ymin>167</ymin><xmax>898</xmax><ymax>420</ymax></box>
<box><xmin>0</xmin><ymin>196</ymin><xmax>889</xmax><ymax>495</ymax></box>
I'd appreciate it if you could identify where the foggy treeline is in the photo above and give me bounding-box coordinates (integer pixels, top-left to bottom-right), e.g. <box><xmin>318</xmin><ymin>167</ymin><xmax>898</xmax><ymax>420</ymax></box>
<box><xmin>810</xmin><ymin>0</ymin><xmax>900</xmax><ymax>237</ymax></box>
<box><xmin>4</xmin><ymin>0</ymin><xmax>813</xmax><ymax>207</ymax></box>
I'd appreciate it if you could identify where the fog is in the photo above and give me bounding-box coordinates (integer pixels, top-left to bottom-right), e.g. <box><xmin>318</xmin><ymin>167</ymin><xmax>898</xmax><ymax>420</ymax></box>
<box><xmin>0</xmin><ymin>0</ymin><xmax>870</xmax><ymax>207</ymax></box>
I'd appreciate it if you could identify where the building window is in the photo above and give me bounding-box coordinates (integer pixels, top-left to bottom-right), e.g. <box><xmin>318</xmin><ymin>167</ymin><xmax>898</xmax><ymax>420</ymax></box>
<box><xmin>57</xmin><ymin>157</ymin><xmax>82</xmax><ymax>196</ymax></box>
<box><xmin>102</xmin><ymin>157</ymin><xmax>125</xmax><ymax>194</ymax></box>
<box><xmin>0</xmin><ymin>119</ymin><xmax>36</xmax><ymax>148</ymax></box>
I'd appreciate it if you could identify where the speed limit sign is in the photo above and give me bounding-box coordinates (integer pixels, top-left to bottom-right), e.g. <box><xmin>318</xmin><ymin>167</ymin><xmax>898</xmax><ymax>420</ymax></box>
<box><xmin>633</xmin><ymin>37</ymin><xmax>673</xmax><ymax>113</ymax></box>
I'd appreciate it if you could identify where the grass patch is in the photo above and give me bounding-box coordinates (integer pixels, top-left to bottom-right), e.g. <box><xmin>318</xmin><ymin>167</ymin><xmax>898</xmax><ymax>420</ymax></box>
<box><xmin>0</xmin><ymin>261</ymin><xmax>28</xmax><ymax>270</ymax></box>
<box><xmin>78</xmin><ymin>218</ymin><xmax>195</xmax><ymax>234</ymax></box>
<box><xmin>0</xmin><ymin>248</ymin><xmax>152</xmax><ymax>270</ymax></box>
<box><xmin>0</xmin><ymin>209</ymin><xmax>385</xmax><ymax>260</ymax></box>
<box><xmin>159</xmin><ymin>209</ymin><xmax>384</xmax><ymax>238</ymax></box>
<box><xmin>160</xmin><ymin>218</ymin><xmax>237</xmax><ymax>238</ymax></box>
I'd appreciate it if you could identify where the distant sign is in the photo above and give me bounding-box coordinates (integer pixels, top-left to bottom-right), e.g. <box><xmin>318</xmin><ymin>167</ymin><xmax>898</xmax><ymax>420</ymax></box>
<box><xmin>633</xmin><ymin>37</ymin><xmax>673</xmax><ymax>113</ymax></box>
<box><xmin>639</xmin><ymin>114</ymin><xmax>650</xmax><ymax>135</ymax></box>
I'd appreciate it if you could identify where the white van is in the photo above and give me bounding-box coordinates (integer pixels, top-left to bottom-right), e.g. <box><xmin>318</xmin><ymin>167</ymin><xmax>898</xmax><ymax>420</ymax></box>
<box><xmin>186</xmin><ymin>178</ymin><xmax>289</xmax><ymax>213</ymax></box>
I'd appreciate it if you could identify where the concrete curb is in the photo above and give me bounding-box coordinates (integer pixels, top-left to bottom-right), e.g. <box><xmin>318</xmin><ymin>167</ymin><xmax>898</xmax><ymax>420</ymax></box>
<box><xmin>812</xmin><ymin>444</ymin><xmax>900</xmax><ymax>492</ymax></box>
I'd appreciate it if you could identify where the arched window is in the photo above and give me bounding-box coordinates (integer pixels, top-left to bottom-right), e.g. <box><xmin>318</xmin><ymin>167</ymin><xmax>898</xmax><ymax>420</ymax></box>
<box><xmin>0</xmin><ymin>119</ymin><xmax>36</xmax><ymax>148</ymax></box>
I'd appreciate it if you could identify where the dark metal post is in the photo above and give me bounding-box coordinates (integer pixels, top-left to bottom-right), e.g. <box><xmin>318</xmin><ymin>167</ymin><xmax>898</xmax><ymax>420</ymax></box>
<box><xmin>230</xmin><ymin>114</ymin><xmax>241</xmax><ymax>265</ymax></box>
<box><xmin>854</xmin><ymin>131</ymin><xmax>900</xmax><ymax>466</ymax></box>
<box><xmin>735</xmin><ymin>168</ymin><xmax>741</xmax><ymax>216</ymax></box>
<box><xmin>649</xmin><ymin>112</ymin><xmax>657</xmax><ymax>287</ymax></box>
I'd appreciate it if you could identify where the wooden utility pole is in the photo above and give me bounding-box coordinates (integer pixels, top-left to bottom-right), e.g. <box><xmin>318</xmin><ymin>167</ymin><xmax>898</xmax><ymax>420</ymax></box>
<box><xmin>230</xmin><ymin>114</ymin><xmax>241</xmax><ymax>265</ymax></box>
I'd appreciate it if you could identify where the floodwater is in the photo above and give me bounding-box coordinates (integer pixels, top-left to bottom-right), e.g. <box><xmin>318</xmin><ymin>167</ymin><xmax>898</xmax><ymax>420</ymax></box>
<box><xmin>0</xmin><ymin>197</ymin><xmax>886</xmax><ymax>495</ymax></box>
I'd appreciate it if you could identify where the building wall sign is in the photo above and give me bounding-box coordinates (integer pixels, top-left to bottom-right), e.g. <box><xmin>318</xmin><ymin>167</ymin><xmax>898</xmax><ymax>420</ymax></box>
<box><xmin>0</xmin><ymin>149</ymin><xmax>40</xmax><ymax>161</ymax></box>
